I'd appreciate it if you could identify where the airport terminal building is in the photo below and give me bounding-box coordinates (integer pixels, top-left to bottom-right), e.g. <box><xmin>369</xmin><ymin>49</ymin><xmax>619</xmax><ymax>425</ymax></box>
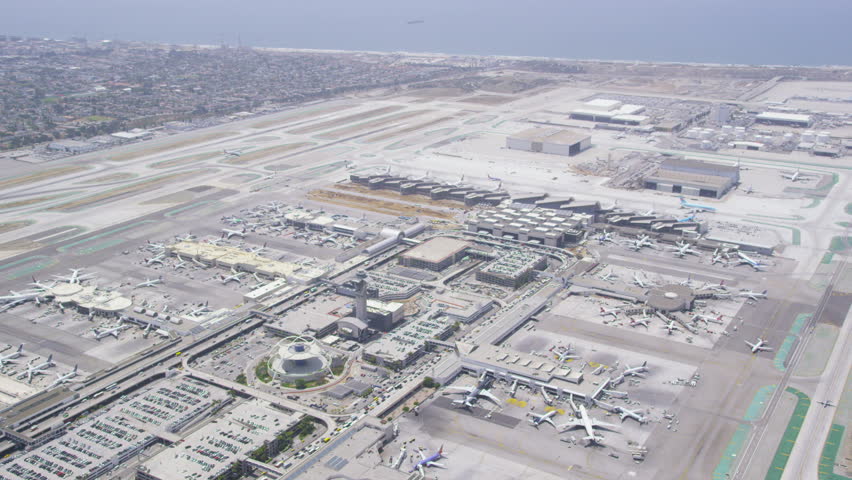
<box><xmin>506</xmin><ymin>128</ymin><xmax>591</xmax><ymax>156</ymax></box>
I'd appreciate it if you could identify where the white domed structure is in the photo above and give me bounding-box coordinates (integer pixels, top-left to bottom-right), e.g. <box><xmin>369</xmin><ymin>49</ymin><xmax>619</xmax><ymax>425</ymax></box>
<box><xmin>268</xmin><ymin>335</ymin><xmax>338</xmax><ymax>383</ymax></box>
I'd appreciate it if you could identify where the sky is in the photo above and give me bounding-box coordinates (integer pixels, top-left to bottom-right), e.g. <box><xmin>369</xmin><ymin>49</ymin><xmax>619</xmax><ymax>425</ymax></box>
<box><xmin>2</xmin><ymin>0</ymin><xmax>850</xmax><ymax>65</ymax></box>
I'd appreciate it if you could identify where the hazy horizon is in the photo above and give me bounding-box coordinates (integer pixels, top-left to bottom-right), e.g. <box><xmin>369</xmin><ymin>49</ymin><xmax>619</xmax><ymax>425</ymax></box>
<box><xmin>2</xmin><ymin>0</ymin><xmax>851</xmax><ymax>66</ymax></box>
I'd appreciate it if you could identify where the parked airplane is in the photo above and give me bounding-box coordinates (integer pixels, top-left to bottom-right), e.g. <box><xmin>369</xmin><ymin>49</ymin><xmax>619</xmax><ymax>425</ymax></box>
<box><xmin>643</xmin><ymin>208</ymin><xmax>656</xmax><ymax>216</ymax></box>
<box><xmin>94</xmin><ymin>325</ymin><xmax>130</xmax><ymax>340</ymax></box>
<box><xmin>175</xmin><ymin>232</ymin><xmax>196</xmax><ymax>242</ymax></box>
<box><xmin>745</xmin><ymin>338</ymin><xmax>772</xmax><ymax>353</ymax></box>
<box><xmin>628</xmin><ymin>318</ymin><xmax>650</xmax><ymax>329</ymax></box>
<box><xmin>223</xmin><ymin>149</ymin><xmax>243</xmax><ymax>157</ymax></box>
<box><xmin>817</xmin><ymin>400</ymin><xmax>835</xmax><ymax>408</ymax></box>
<box><xmin>451</xmin><ymin>174</ymin><xmax>465</xmax><ymax>186</ymax></box>
<box><xmin>598</xmin><ymin>231</ymin><xmax>615</xmax><ymax>244</ymax></box>
<box><xmin>711</xmin><ymin>249</ymin><xmax>727</xmax><ymax>265</ymax></box>
<box><xmin>692</xmin><ymin>313</ymin><xmax>723</xmax><ymax>325</ymax></box>
<box><xmin>599</xmin><ymin>307</ymin><xmax>622</xmax><ymax>318</ymax></box>
<box><xmin>48</xmin><ymin>365</ymin><xmax>78</xmax><ymax>388</ymax></box>
<box><xmin>704</xmin><ymin>280</ymin><xmax>728</xmax><ymax>292</ymax></box>
<box><xmin>626</xmin><ymin>235</ymin><xmax>655</xmax><ymax>251</ymax></box>
<box><xmin>780</xmin><ymin>168</ymin><xmax>814</xmax><ymax>182</ymax></box>
<box><xmin>623</xmin><ymin>361</ymin><xmax>649</xmax><ymax>378</ymax></box>
<box><xmin>678</xmin><ymin>197</ymin><xmax>716</xmax><ymax>212</ymax></box>
<box><xmin>52</xmin><ymin>268</ymin><xmax>94</xmax><ymax>285</ymax></box>
<box><xmin>735</xmin><ymin>251</ymin><xmax>766</xmax><ymax>271</ymax></box>
<box><xmin>598</xmin><ymin>269</ymin><xmax>616</xmax><ymax>282</ymax></box>
<box><xmin>669</xmin><ymin>241</ymin><xmax>700</xmax><ymax>258</ymax></box>
<box><xmin>661</xmin><ymin>321</ymin><xmax>680</xmax><ymax>335</ymax></box>
<box><xmin>444</xmin><ymin>371</ymin><xmax>500</xmax><ymax>408</ymax></box>
<box><xmin>615</xmin><ymin>406</ymin><xmax>647</xmax><ymax>424</ymax></box>
<box><xmin>676</xmin><ymin>214</ymin><xmax>696</xmax><ymax>223</ymax></box>
<box><xmin>189</xmin><ymin>302</ymin><xmax>211</xmax><ymax>317</ymax></box>
<box><xmin>0</xmin><ymin>290</ymin><xmax>45</xmax><ymax>304</ymax></box>
<box><xmin>0</xmin><ymin>344</ymin><xmax>24</xmax><ymax>366</ymax></box>
<box><xmin>222</xmin><ymin>228</ymin><xmax>247</xmax><ymax>240</ymax></box>
<box><xmin>145</xmin><ymin>240</ymin><xmax>166</xmax><ymax>252</ymax></box>
<box><xmin>559</xmin><ymin>405</ymin><xmax>618</xmax><ymax>444</ymax></box>
<box><xmin>174</xmin><ymin>255</ymin><xmax>187</xmax><ymax>270</ymax></box>
<box><xmin>144</xmin><ymin>255</ymin><xmax>165</xmax><ymax>266</ymax></box>
<box><xmin>632</xmin><ymin>272</ymin><xmax>652</xmax><ymax>288</ymax></box>
<box><xmin>738</xmin><ymin>289</ymin><xmax>768</xmax><ymax>301</ymax></box>
<box><xmin>19</xmin><ymin>355</ymin><xmax>54</xmax><ymax>383</ymax></box>
<box><xmin>221</xmin><ymin>269</ymin><xmax>246</xmax><ymax>285</ymax></box>
<box><xmin>487</xmin><ymin>173</ymin><xmax>502</xmax><ymax>182</ymax></box>
<box><xmin>410</xmin><ymin>446</ymin><xmax>447</xmax><ymax>476</ymax></box>
<box><xmin>135</xmin><ymin>277</ymin><xmax>162</xmax><ymax>289</ymax></box>
<box><xmin>27</xmin><ymin>277</ymin><xmax>55</xmax><ymax>290</ymax></box>
<box><xmin>528</xmin><ymin>409</ymin><xmax>559</xmax><ymax>428</ymax></box>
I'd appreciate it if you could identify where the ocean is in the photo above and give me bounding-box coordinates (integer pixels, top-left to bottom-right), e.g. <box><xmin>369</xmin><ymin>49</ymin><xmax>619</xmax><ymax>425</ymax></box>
<box><xmin>2</xmin><ymin>0</ymin><xmax>851</xmax><ymax>66</ymax></box>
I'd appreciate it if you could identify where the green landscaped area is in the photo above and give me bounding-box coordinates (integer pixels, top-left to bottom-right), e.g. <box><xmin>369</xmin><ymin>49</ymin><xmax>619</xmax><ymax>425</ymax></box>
<box><xmin>255</xmin><ymin>358</ymin><xmax>272</xmax><ymax>383</ymax></box>
<box><xmin>713</xmin><ymin>385</ymin><xmax>778</xmax><ymax>480</ymax></box>
<box><xmin>823</xmin><ymin>253</ymin><xmax>835</xmax><ymax>264</ymax></box>
<box><xmin>846</xmin><ymin>203</ymin><xmax>852</xmax><ymax>215</ymax></box>
<box><xmin>829</xmin><ymin>236</ymin><xmax>852</xmax><ymax>253</ymax></box>
<box><xmin>794</xmin><ymin>324</ymin><xmax>839</xmax><ymax>377</ymax></box>
<box><xmin>803</xmin><ymin>196</ymin><xmax>823</xmax><ymax>208</ymax></box>
<box><xmin>837</xmin><ymin>222</ymin><xmax>851</xmax><ymax>228</ymax></box>
<box><xmin>763</xmin><ymin>387</ymin><xmax>810</xmax><ymax>480</ymax></box>
<box><xmin>774</xmin><ymin>313</ymin><xmax>811</xmax><ymax>371</ymax></box>
<box><xmin>819</xmin><ymin>424</ymin><xmax>851</xmax><ymax>480</ymax></box>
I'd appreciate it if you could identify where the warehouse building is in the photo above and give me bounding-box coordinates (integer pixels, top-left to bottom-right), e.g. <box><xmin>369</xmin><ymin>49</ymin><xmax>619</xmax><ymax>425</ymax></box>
<box><xmin>398</xmin><ymin>237</ymin><xmax>471</xmax><ymax>271</ymax></box>
<box><xmin>755</xmin><ymin>112</ymin><xmax>812</xmax><ymax>128</ymax></box>
<box><xmin>643</xmin><ymin>157</ymin><xmax>739</xmax><ymax>199</ymax></box>
<box><xmin>476</xmin><ymin>250</ymin><xmax>547</xmax><ymax>289</ymax></box>
<box><xmin>506</xmin><ymin>128</ymin><xmax>591</xmax><ymax>156</ymax></box>
<box><xmin>137</xmin><ymin>400</ymin><xmax>299</xmax><ymax>480</ymax></box>
<box><xmin>570</xmin><ymin>99</ymin><xmax>649</xmax><ymax>125</ymax></box>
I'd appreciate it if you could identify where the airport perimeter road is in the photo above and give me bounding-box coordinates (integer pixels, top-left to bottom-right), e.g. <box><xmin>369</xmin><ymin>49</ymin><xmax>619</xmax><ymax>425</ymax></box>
<box><xmin>782</xmin><ymin>258</ymin><xmax>851</xmax><ymax>480</ymax></box>
<box><xmin>734</xmin><ymin>256</ymin><xmax>848</xmax><ymax>480</ymax></box>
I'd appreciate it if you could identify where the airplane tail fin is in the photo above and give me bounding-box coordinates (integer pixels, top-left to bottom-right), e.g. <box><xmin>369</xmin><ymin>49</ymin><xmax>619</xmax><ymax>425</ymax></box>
<box><xmin>73</xmin><ymin>365</ymin><xmax>78</xmax><ymax>373</ymax></box>
<box><xmin>641</xmin><ymin>360</ymin><xmax>647</xmax><ymax>367</ymax></box>
<box><xmin>47</xmin><ymin>354</ymin><xmax>53</xmax><ymax>363</ymax></box>
<box><xmin>438</xmin><ymin>445</ymin><xmax>443</xmax><ymax>455</ymax></box>
<box><xmin>16</xmin><ymin>344</ymin><xmax>23</xmax><ymax>353</ymax></box>
<box><xmin>762</xmin><ymin>289</ymin><xmax>767</xmax><ymax>295</ymax></box>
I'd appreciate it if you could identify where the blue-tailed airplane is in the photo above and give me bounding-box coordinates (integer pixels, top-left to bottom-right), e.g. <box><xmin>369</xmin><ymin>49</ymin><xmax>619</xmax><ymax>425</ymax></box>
<box><xmin>410</xmin><ymin>446</ymin><xmax>447</xmax><ymax>475</ymax></box>
<box><xmin>735</xmin><ymin>251</ymin><xmax>766</xmax><ymax>271</ymax></box>
<box><xmin>679</xmin><ymin>197</ymin><xmax>716</xmax><ymax>213</ymax></box>
<box><xmin>676</xmin><ymin>214</ymin><xmax>696</xmax><ymax>223</ymax></box>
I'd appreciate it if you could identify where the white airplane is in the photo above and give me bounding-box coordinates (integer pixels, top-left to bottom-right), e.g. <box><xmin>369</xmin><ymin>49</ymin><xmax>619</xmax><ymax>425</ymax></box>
<box><xmin>0</xmin><ymin>344</ymin><xmax>24</xmax><ymax>366</ymax></box>
<box><xmin>598</xmin><ymin>231</ymin><xmax>615</xmax><ymax>244</ymax></box>
<box><xmin>711</xmin><ymin>249</ymin><xmax>727</xmax><ymax>265</ymax></box>
<box><xmin>487</xmin><ymin>173</ymin><xmax>502</xmax><ymax>182</ymax></box>
<box><xmin>669</xmin><ymin>241</ymin><xmax>700</xmax><ymax>258</ymax></box>
<box><xmin>745</xmin><ymin>338</ymin><xmax>772</xmax><ymax>353</ymax></box>
<box><xmin>189</xmin><ymin>302</ymin><xmax>211</xmax><ymax>317</ymax></box>
<box><xmin>599</xmin><ymin>306</ymin><xmax>622</xmax><ymax>318</ymax></box>
<box><xmin>222</xmin><ymin>228</ymin><xmax>247</xmax><ymax>240</ymax></box>
<box><xmin>444</xmin><ymin>371</ymin><xmax>500</xmax><ymax>408</ymax></box>
<box><xmin>661</xmin><ymin>321</ymin><xmax>680</xmax><ymax>335</ymax></box>
<box><xmin>735</xmin><ymin>251</ymin><xmax>766</xmax><ymax>271</ymax></box>
<box><xmin>633</xmin><ymin>272</ymin><xmax>652</xmax><ymax>288</ymax></box>
<box><xmin>48</xmin><ymin>365</ymin><xmax>78</xmax><ymax>388</ymax></box>
<box><xmin>145</xmin><ymin>241</ymin><xmax>165</xmax><ymax>252</ymax></box>
<box><xmin>623</xmin><ymin>361</ymin><xmax>649</xmax><ymax>377</ymax></box>
<box><xmin>629</xmin><ymin>317</ymin><xmax>650</xmax><ymax>329</ymax></box>
<box><xmin>144</xmin><ymin>255</ymin><xmax>165</xmax><ymax>266</ymax></box>
<box><xmin>598</xmin><ymin>269</ymin><xmax>617</xmax><ymax>282</ymax></box>
<box><xmin>134</xmin><ymin>277</ymin><xmax>163</xmax><ymax>289</ymax></box>
<box><xmin>27</xmin><ymin>278</ymin><xmax>55</xmax><ymax>289</ymax></box>
<box><xmin>174</xmin><ymin>255</ymin><xmax>187</xmax><ymax>270</ymax></box>
<box><xmin>451</xmin><ymin>174</ymin><xmax>465</xmax><ymax>186</ymax></box>
<box><xmin>615</xmin><ymin>406</ymin><xmax>648</xmax><ymax>424</ymax></box>
<box><xmin>559</xmin><ymin>405</ymin><xmax>618</xmax><ymax>444</ymax></box>
<box><xmin>780</xmin><ymin>168</ymin><xmax>814</xmax><ymax>182</ymax></box>
<box><xmin>0</xmin><ymin>290</ymin><xmax>45</xmax><ymax>304</ymax></box>
<box><xmin>52</xmin><ymin>268</ymin><xmax>94</xmax><ymax>285</ymax></box>
<box><xmin>703</xmin><ymin>280</ymin><xmax>728</xmax><ymax>292</ymax></box>
<box><xmin>223</xmin><ymin>149</ymin><xmax>243</xmax><ymax>157</ymax></box>
<box><xmin>142</xmin><ymin>323</ymin><xmax>152</xmax><ymax>338</ymax></box>
<box><xmin>175</xmin><ymin>232</ymin><xmax>196</xmax><ymax>242</ymax></box>
<box><xmin>221</xmin><ymin>269</ymin><xmax>246</xmax><ymax>285</ymax></box>
<box><xmin>93</xmin><ymin>325</ymin><xmax>130</xmax><ymax>340</ymax></box>
<box><xmin>248</xmin><ymin>243</ymin><xmax>268</xmax><ymax>254</ymax></box>
<box><xmin>626</xmin><ymin>235</ymin><xmax>655</xmax><ymax>252</ymax></box>
<box><xmin>738</xmin><ymin>289</ymin><xmax>768</xmax><ymax>301</ymax></box>
<box><xmin>692</xmin><ymin>313</ymin><xmax>723</xmax><ymax>325</ymax></box>
<box><xmin>19</xmin><ymin>355</ymin><xmax>54</xmax><ymax>383</ymax></box>
<box><xmin>528</xmin><ymin>409</ymin><xmax>559</xmax><ymax>428</ymax></box>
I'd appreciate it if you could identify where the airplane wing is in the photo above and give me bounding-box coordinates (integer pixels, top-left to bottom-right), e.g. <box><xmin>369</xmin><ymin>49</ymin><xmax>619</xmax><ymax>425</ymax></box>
<box><xmin>480</xmin><ymin>389</ymin><xmax>500</xmax><ymax>404</ymax></box>
<box><xmin>443</xmin><ymin>386</ymin><xmax>474</xmax><ymax>394</ymax></box>
<box><xmin>418</xmin><ymin>450</ymin><xmax>426</xmax><ymax>460</ymax></box>
<box><xmin>558</xmin><ymin>419</ymin><xmax>584</xmax><ymax>431</ymax></box>
<box><xmin>591</xmin><ymin>419</ymin><xmax>619</xmax><ymax>431</ymax></box>
<box><xmin>427</xmin><ymin>462</ymin><xmax>446</xmax><ymax>468</ymax></box>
